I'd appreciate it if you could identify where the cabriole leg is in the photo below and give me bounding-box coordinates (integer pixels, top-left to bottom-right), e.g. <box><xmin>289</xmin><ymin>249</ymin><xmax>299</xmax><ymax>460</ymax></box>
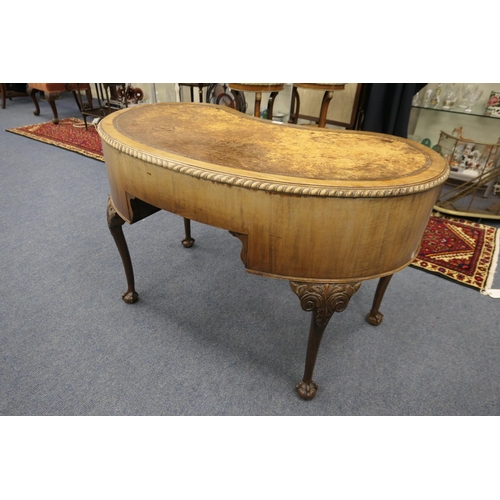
<box><xmin>182</xmin><ymin>217</ymin><xmax>195</xmax><ymax>248</ymax></box>
<box><xmin>46</xmin><ymin>92</ymin><xmax>60</xmax><ymax>124</ymax></box>
<box><xmin>290</xmin><ymin>281</ymin><xmax>361</xmax><ymax>400</ymax></box>
<box><xmin>107</xmin><ymin>197</ymin><xmax>138</xmax><ymax>304</ymax></box>
<box><xmin>366</xmin><ymin>274</ymin><xmax>393</xmax><ymax>326</ymax></box>
<box><xmin>27</xmin><ymin>86</ymin><xmax>40</xmax><ymax>116</ymax></box>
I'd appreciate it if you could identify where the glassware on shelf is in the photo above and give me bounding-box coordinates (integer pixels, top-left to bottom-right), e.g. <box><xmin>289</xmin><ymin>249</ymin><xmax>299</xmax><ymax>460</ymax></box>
<box><xmin>442</xmin><ymin>84</ymin><xmax>461</xmax><ymax>109</ymax></box>
<box><xmin>423</xmin><ymin>88</ymin><xmax>434</xmax><ymax>107</ymax></box>
<box><xmin>458</xmin><ymin>84</ymin><xmax>479</xmax><ymax>109</ymax></box>
<box><xmin>423</xmin><ymin>84</ymin><xmax>442</xmax><ymax>108</ymax></box>
<box><xmin>464</xmin><ymin>90</ymin><xmax>483</xmax><ymax>113</ymax></box>
<box><xmin>430</xmin><ymin>84</ymin><xmax>442</xmax><ymax>107</ymax></box>
<box><xmin>434</xmin><ymin>84</ymin><xmax>442</xmax><ymax>107</ymax></box>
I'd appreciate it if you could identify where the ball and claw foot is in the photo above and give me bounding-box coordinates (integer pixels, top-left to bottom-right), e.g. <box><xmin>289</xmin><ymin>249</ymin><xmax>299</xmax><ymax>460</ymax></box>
<box><xmin>122</xmin><ymin>291</ymin><xmax>139</xmax><ymax>304</ymax></box>
<box><xmin>181</xmin><ymin>237</ymin><xmax>195</xmax><ymax>248</ymax></box>
<box><xmin>296</xmin><ymin>380</ymin><xmax>319</xmax><ymax>400</ymax></box>
<box><xmin>366</xmin><ymin>311</ymin><xmax>383</xmax><ymax>326</ymax></box>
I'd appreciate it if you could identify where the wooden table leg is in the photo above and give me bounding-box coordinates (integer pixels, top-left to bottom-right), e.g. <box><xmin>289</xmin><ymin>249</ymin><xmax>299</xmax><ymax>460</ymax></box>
<box><xmin>366</xmin><ymin>274</ymin><xmax>393</xmax><ymax>326</ymax></box>
<box><xmin>182</xmin><ymin>217</ymin><xmax>195</xmax><ymax>248</ymax></box>
<box><xmin>46</xmin><ymin>92</ymin><xmax>60</xmax><ymax>124</ymax></box>
<box><xmin>107</xmin><ymin>197</ymin><xmax>138</xmax><ymax>304</ymax></box>
<box><xmin>290</xmin><ymin>281</ymin><xmax>361</xmax><ymax>400</ymax></box>
<box><xmin>27</xmin><ymin>86</ymin><xmax>41</xmax><ymax>117</ymax></box>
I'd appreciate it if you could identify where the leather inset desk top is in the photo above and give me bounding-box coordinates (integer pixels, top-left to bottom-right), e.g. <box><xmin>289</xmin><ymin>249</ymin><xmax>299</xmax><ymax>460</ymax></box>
<box><xmin>100</xmin><ymin>103</ymin><xmax>448</xmax><ymax>197</ymax></box>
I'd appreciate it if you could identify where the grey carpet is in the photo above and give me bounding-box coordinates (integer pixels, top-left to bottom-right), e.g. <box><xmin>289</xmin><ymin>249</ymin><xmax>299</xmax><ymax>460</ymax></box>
<box><xmin>1</xmin><ymin>93</ymin><xmax>499</xmax><ymax>415</ymax></box>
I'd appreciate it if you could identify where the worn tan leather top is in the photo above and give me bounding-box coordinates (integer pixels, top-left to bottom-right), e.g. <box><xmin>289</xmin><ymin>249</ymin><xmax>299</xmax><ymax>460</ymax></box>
<box><xmin>99</xmin><ymin>102</ymin><xmax>448</xmax><ymax>197</ymax></box>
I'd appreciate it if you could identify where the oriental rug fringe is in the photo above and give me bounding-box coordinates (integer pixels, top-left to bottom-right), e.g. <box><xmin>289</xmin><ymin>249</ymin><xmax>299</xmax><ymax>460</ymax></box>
<box><xmin>411</xmin><ymin>214</ymin><xmax>499</xmax><ymax>295</ymax></box>
<box><xmin>6</xmin><ymin>117</ymin><xmax>104</xmax><ymax>161</ymax></box>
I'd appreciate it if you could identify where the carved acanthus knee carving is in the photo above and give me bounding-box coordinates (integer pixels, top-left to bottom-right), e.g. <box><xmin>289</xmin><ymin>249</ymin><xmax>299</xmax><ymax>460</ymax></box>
<box><xmin>290</xmin><ymin>282</ymin><xmax>361</xmax><ymax>326</ymax></box>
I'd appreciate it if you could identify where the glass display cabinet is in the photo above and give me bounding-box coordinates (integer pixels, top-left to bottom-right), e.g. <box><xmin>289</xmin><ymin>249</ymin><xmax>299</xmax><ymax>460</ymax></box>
<box><xmin>409</xmin><ymin>83</ymin><xmax>500</xmax><ymax>219</ymax></box>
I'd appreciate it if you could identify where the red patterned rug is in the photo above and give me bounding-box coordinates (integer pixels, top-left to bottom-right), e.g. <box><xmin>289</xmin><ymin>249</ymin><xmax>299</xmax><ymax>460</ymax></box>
<box><xmin>411</xmin><ymin>214</ymin><xmax>499</xmax><ymax>293</ymax></box>
<box><xmin>6</xmin><ymin>117</ymin><xmax>104</xmax><ymax>161</ymax></box>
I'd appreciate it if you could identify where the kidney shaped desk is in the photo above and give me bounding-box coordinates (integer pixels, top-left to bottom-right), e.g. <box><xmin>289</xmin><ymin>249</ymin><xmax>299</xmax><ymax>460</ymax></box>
<box><xmin>97</xmin><ymin>103</ymin><xmax>449</xmax><ymax>400</ymax></box>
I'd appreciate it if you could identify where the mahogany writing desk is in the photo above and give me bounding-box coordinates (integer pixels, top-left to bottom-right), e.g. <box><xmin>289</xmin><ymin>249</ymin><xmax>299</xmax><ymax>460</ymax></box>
<box><xmin>97</xmin><ymin>103</ymin><xmax>449</xmax><ymax>400</ymax></box>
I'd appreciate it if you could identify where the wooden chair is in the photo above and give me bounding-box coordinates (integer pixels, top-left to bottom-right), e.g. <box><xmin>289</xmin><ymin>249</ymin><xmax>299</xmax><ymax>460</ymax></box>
<box><xmin>228</xmin><ymin>83</ymin><xmax>285</xmax><ymax>119</ymax></box>
<box><xmin>73</xmin><ymin>83</ymin><xmax>126</xmax><ymax>129</ymax></box>
<box><xmin>289</xmin><ymin>83</ymin><xmax>367</xmax><ymax>129</ymax></box>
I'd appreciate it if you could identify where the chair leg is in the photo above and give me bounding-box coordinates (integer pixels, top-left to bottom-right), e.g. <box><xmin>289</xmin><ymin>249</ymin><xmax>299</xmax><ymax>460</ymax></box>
<box><xmin>289</xmin><ymin>86</ymin><xmax>300</xmax><ymax>124</ymax></box>
<box><xmin>85</xmin><ymin>88</ymin><xmax>93</xmax><ymax>108</ymax></box>
<box><xmin>253</xmin><ymin>92</ymin><xmax>263</xmax><ymax>117</ymax></box>
<box><xmin>71</xmin><ymin>90</ymin><xmax>83</xmax><ymax>112</ymax></box>
<box><xmin>267</xmin><ymin>91</ymin><xmax>279</xmax><ymax>120</ymax></box>
<box><xmin>197</xmin><ymin>84</ymin><xmax>204</xmax><ymax>103</ymax></box>
<box><xmin>318</xmin><ymin>91</ymin><xmax>333</xmax><ymax>128</ymax></box>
